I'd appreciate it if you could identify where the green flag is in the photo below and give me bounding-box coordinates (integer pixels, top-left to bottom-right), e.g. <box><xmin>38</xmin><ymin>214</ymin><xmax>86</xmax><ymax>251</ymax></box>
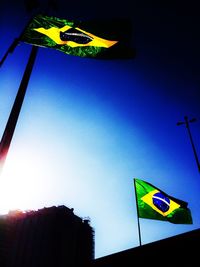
<box><xmin>134</xmin><ymin>178</ymin><xmax>192</xmax><ymax>224</ymax></box>
<box><xmin>20</xmin><ymin>14</ymin><xmax>134</xmax><ymax>58</ymax></box>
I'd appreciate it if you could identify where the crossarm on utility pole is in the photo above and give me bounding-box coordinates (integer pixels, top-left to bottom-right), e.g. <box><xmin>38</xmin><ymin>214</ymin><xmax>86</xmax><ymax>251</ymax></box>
<box><xmin>177</xmin><ymin>116</ymin><xmax>200</xmax><ymax>173</ymax></box>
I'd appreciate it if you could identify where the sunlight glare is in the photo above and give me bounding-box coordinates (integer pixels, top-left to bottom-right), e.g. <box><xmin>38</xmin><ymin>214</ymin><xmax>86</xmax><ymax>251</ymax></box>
<box><xmin>0</xmin><ymin>144</ymin><xmax>54</xmax><ymax>214</ymax></box>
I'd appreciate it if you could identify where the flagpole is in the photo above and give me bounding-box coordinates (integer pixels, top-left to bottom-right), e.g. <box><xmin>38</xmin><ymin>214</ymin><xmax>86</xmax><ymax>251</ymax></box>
<box><xmin>0</xmin><ymin>45</ymin><xmax>38</xmax><ymax>174</ymax></box>
<box><xmin>133</xmin><ymin>178</ymin><xmax>142</xmax><ymax>246</ymax></box>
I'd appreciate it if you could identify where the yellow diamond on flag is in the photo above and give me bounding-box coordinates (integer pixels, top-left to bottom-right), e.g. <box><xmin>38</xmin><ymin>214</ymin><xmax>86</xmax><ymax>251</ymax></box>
<box><xmin>33</xmin><ymin>26</ymin><xmax>118</xmax><ymax>48</ymax></box>
<box><xmin>20</xmin><ymin>14</ymin><xmax>134</xmax><ymax>58</ymax></box>
<box><xmin>141</xmin><ymin>189</ymin><xmax>180</xmax><ymax>217</ymax></box>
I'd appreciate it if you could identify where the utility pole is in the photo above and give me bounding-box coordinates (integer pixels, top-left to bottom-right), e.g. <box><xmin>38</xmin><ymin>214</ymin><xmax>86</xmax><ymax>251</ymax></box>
<box><xmin>177</xmin><ymin>116</ymin><xmax>200</xmax><ymax>173</ymax></box>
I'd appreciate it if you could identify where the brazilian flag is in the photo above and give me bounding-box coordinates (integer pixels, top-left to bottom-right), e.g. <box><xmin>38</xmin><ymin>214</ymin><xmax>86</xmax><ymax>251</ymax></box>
<box><xmin>134</xmin><ymin>178</ymin><xmax>192</xmax><ymax>224</ymax></box>
<box><xmin>20</xmin><ymin>14</ymin><xmax>134</xmax><ymax>59</ymax></box>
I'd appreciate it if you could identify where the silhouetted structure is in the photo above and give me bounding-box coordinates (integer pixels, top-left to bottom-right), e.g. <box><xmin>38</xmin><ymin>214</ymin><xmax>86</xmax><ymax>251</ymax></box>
<box><xmin>0</xmin><ymin>205</ymin><xmax>94</xmax><ymax>267</ymax></box>
<box><xmin>92</xmin><ymin>228</ymin><xmax>200</xmax><ymax>266</ymax></box>
<box><xmin>1</xmin><ymin>205</ymin><xmax>199</xmax><ymax>267</ymax></box>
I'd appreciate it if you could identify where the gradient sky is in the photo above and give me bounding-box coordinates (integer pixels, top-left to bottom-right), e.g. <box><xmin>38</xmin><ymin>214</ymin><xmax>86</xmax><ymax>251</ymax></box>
<box><xmin>0</xmin><ymin>0</ymin><xmax>200</xmax><ymax>259</ymax></box>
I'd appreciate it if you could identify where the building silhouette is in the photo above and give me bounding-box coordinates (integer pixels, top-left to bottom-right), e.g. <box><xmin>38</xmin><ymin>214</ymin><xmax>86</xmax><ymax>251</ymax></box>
<box><xmin>92</xmin><ymin>228</ymin><xmax>200</xmax><ymax>266</ymax></box>
<box><xmin>1</xmin><ymin>205</ymin><xmax>199</xmax><ymax>267</ymax></box>
<box><xmin>0</xmin><ymin>205</ymin><xmax>94</xmax><ymax>267</ymax></box>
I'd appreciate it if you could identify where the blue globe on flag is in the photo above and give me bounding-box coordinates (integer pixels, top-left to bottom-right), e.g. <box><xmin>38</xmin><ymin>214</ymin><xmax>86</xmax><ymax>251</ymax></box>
<box><xmin>152</xmin><ymin>192</ymin><xmax>170</xmax><ymax>212</ymax></box>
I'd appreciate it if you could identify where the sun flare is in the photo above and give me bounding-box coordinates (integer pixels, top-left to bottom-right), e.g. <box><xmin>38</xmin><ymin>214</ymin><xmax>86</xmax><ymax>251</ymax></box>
<box><xmin>0</xmin><ymin>144</ymin><xmax>53</xmax><ymax>215</ymax></box>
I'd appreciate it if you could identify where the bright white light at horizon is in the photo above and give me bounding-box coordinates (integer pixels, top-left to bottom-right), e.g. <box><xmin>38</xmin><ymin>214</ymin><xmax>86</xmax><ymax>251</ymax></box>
<box><xmin>0</xmin><ymin>141</ymin><xmax>58</xmax><ymax>214</ymax></box>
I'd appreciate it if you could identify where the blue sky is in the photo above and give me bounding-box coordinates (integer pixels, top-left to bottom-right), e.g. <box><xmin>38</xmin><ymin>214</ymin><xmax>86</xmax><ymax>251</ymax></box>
<box><xmin>0</xmin><ymin>0</ymin><xmax>200</xmax><ymax>258</ymax></box>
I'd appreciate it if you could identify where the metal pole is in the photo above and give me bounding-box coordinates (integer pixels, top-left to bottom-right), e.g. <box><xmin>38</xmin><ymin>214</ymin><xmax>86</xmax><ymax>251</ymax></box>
<box><xmin>0</xmin><ymin>45</ymin><xmax>38</xmax><ymax>174</ymax></box>
<box><xmin>184</xmin><ymin>116</ymin><xmax>200</xmax><ymax>173</ymax></box>
<box><xmin>133</xmin><ymin>178</ymin><xmax>142</xmax><ymax>246</ymax></box>
<box><xmin>177</xmin><ymin>116</ymin><xmax>200</xmax><ymax>173</ymax></box>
